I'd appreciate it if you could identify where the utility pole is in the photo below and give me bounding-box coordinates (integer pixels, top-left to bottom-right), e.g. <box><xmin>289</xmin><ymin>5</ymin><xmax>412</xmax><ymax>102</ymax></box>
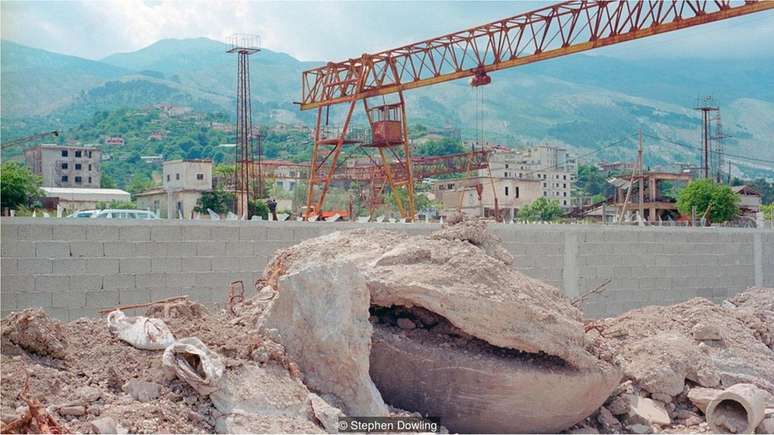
<box><xmin>694</xmin><ymin>96</ymin><xmax>719</xmax><ymax>179</ymax></box>
<box><xmin>638</xmin><ymin>129</ymin><xmax>644</xmax><ymax>223</ymax></box>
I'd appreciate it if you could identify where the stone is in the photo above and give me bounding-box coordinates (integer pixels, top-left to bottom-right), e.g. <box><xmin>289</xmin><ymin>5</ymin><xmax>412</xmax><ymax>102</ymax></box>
<box><xmin>623</xmin><ymin>396</ymin><xmax>671</xmax><ymax>427</ymax></box>
<box><xmin>396</xmin><ymin>318</ymin><xmax>416</xmax><ymax>330</ymax></box>
<box><xmin>308</xmin><ymin>393</ymin><xmax>345</xmax><ymax>434</ymax></box>
<box><xmin>627</xmin><ymin>423</ymin><xmax>652</xmax><ymax>434</ymax></box>
<box><xmin>123</xmin><ymin>379</ymin><xmax>161</xmax><ymax>402</ymax></box>
<box><xmin>59</xmin><ymin>405</ymin><xmax>86</xmax><ymax>416</ymax></box>
<box><xmin>263</xmin><ymin>262</ymin><xmax>389</xmax><ymax>416</ymax></box>
<box><xmin>692</xmin><ymin>322</ymin><xmax>722</xmax><ymax>341</ymax></box>
<box><xmin>89</xmin><ymin>417</ymin><xmax>119</xmax><ymax>434</ymax></box>
<box><xmin>76</xmin><ymin>386</ymin><xmax>102</xmax><ymax>402</ymax></box>
<box><xmin>568</xmin><ymin>425</ymin><xmax>599</xmax><ymax>434</ymax></box>
<box><xmin>2</xmin><ymin>309</ymin><xmax>68</xmax><ymax>359</ymax></box>
<box><xmin>607</xmin><ymin>395</ymin><xmax>630</xmax><ymax>415</ymax></box>
<box><xmin>757</xmin><ymin>417</ymin><xmax>774</xmax><ymax>434</ymax></box>
<box><xmin>651</xmin><ymin>393</ymin><xmax>672</xmax><ymax>404</ymax></box>
<box><xmin>597</xmin><ymin>406</ymin><xmax>623</xmax><ymax>433</ymax></box>
<box><xmin>684</xmin><ymin>415</ymin><xmax>703</xmax><ymax>426</ymax></box>
<box><xmin>688</xmin><ymin>387</ymin><xmax>722</xmax><ymax>413</ymax></box>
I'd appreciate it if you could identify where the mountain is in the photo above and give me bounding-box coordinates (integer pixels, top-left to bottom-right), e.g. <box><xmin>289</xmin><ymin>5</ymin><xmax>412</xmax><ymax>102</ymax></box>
<box><xmin>1</xmin><ymin>38</ymin><xmax>772</xmax><ymax>178</ymax></box>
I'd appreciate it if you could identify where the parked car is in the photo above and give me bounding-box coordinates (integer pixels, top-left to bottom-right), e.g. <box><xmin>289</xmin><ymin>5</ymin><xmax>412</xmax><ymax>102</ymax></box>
<box><xmin>93</xmin><ymin>209</ymin><xmax>159</xmax><ymax>219</ymax></box>
<box><xmin>68</xmin><ymin>210</ymin><xmax>100</xmax><ymax>218</ymax></box>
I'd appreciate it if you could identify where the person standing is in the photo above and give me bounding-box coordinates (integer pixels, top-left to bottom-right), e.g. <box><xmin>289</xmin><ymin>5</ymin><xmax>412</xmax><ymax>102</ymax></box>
<box><xmin>267</xmin><ymin>197</ymin><xmax>278</xmax><ymax>221</ymax></box>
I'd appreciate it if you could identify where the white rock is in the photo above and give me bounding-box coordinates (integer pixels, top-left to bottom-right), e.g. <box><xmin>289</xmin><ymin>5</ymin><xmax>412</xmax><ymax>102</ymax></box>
<box><xmin>687</xmin><ymin>387</ymin><xmax>722</xmax><ymax>413</ymax></box>
<box><xmin>624</xmin><ymin>396</ymin><xmax>671</xmax><ymax>426</ymax></box>
<box><xmin>692</xmin><ymin>322</ymin><xmax>722</xmax><ymax>341</ymax></box>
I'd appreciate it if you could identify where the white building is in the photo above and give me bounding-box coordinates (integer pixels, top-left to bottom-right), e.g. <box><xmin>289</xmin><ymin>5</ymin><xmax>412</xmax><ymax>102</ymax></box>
<box><xmin>25</xmin><ymin>145</ymin><xmax>102</xmax><ymax>188</ymax></box>
<box><xmin>40</xmin><ymin>187</ymin><xmax>130</xmax><ymax>213</ymax></box>
<box><xmin>480</xmin><ymin>145</ymin><xmax>577</xmax><ymax>208</ymax></box>
<box><xmin>134</xmin><ymin>160</ymin><xmax>212</xmax><ymax>218</ymax></box>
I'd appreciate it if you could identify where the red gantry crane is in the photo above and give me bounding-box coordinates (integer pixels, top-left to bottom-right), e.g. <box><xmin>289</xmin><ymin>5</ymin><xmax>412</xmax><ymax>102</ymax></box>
<box><xmin>299</xmin><ymin>0</ymin><xmax>773</xmax><ymax>221</ymax></box>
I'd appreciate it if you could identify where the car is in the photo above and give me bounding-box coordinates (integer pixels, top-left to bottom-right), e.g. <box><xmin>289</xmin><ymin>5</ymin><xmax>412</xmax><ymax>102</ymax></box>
<box><xmin>68</xmin><ymin>210</ymin><xmax>99</xmax><ymax>218</ymax></box>
<box><xmin>92</xmin><ymin>209</ymin><xmax>159</xmax><ymax>220</ymax></box>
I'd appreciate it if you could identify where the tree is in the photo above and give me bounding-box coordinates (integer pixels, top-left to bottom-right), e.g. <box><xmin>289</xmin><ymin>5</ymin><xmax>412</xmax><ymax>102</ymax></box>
<box><xmin>576</xmin><ymin>164</ymin><xmax>613</xmax><ymax>198</ymax></box>
<box><xmin>101</xmin><ymin>174</ymin><xmax>117</xmax><ymax>189</ymax></box>
<box><xmin>194</xmin><ymin>190</ymin><xmax>234</xmax><ymax>214</ymax></box>
<box><xmin>96</xmin><ymin>200</ymin><xmax>136</xmax><ymax>210</ymax></box>
<box><xmin>518</xmin><ymin>197</ymin><xmax>564</xmax><ymax>222</ymax></box>
<box><xmin>762</xmin><ymin>204</ymin><xmax>774</xmax><ymax>221</ymax></box>
<box><xmin>126</xmin><ymin>173</ymin><xmax>155</xmax><ymax>194</ymax></box>
<box><xmin>677</xmin><ymin>179</ymin><xmax>739</xmax><ymax>224</ymax></box>
<box><xmin>248</xmin><ymin>198</ymin><xmax>269</xmax><ymax>220</ymax></box>
<box><xmin>1</xmin><ymin>161</ymin><xmax>42</xmax><ymax>211</ymax></box>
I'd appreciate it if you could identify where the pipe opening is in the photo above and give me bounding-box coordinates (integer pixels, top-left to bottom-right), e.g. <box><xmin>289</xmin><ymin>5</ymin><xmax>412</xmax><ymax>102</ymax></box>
<box><xmin>712</xmin><ymin>399</ymin><xmax>749</xmax><ymax>434</ymax></box>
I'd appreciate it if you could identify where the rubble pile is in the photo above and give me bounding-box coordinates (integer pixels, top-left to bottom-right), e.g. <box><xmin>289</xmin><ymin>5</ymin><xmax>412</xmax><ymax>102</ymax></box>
<box><xmin>1</xmin><ymin>218</ymin><xmax>772</xmax><ymax>434</ymax></box>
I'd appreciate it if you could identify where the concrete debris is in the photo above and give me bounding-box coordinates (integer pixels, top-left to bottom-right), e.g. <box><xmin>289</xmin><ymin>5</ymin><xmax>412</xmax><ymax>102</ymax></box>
<box><xmin>688</xmin><ymin>387</ymin><xmax>723</xmax><ymax>413</ymax></box>
<box><xmin>706</xmin><ymin>383</ymin><xmax>768</xmax><ymax>434</ymax></box>
<box><xmin>89</xmin><ymin>416</ymin><xmax>127</xmax><ymax>434</ymax></box>
<box><xmin>123</xmin><ymin>380</ymin><xmax>161</xmax><ymax>403</ymax></box>
<box><xmin>620</xmin><ymin>395</ymin><xmax>671</xmax><ymax>426</ymax></box>
<box><xmin>626</xmin><ymin>423</ymin><xmax>653</xmax><ymax>434</ymax></box>
<box><xmin>727</xmin><ymin>288</ymin><xmax>774</xmax><ymax>350</ymax></box>
<box><xmin>162</xmin><ymin>337</ymin><xmax>224</xmax><ymax>396</ymax></box>
<box><xmin>757</xmin><ymin>416</ymin><xmax>774</xmax><ymax>434</ymax></box>
<box><xmin>692</xmin><ymin>322</ymin><xmax>722</xmax><ymax>341</ymax></box>
<box><xmin>308</xmin><ymin>393</ymin><xmax>345</xmax><ymax>434</ymax></box>
<box><xmin>1</xmin><ymin>308</ymin><xmax>68</xmax><ymax>359</ymax></box>
<box><xmin>597</xmin><ymin>406</ymin><xmax>624</xmax><ymax>433</ymax></box>
<box><xmin>430</xmin><ymin>218</ymin><xmax>514</xmax><ymax>265</ymax></box>
<box><xmin>107</xmin><ymin>310</ymin><xmax>176</xmax><ymax>351</ymax></box>
<box><xmin>58</xmin><ymin>405</ymin><xmax>87</xmax><ymax>416</ymax></box>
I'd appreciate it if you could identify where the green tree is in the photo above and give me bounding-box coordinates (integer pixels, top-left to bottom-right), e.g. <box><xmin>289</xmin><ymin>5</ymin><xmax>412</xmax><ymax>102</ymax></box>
<box><xmin>0</xmin><ymin>161</ymin><xmax>42</xmax><ymax>211</ymax></box>
<box><xmin>415</xmin><ymin>138</ymin><xmax>464</xmax><ymax>156</ymax></box>
<box><xmin>100</xmin><ymin>174</ymin><xmax>117</xmax><ymax>189</ymax></box>
<box><xmin>248</xmin><ymin>198</ymin><xmax>269</xmax><ymax>220</ymax></box>
<box><xmin>762</xmin><ymin>204</ymin><xmax>774</xmax><ymax>220</ymax></box>
<box><xmin>576</xmin><ymin>164</ymin><xmax>612</xmax><ymax>197</ymax></box>
<box><xmin>676</xmin><ymin>179</ymin><xmax>739</xmax><ymax>224</ymax></box>
<box><xmin>194</xmin><ymin>190</ymin><xmax>234</xmax><ymax>215</ymax></box>
<box><xmin>518</xmin><ymin>197</ymin><xmax>564</xmax><ymax>222</ymax></box>
<box><xmin>95</xmin><ymin>200</ymin><xmax>137</xmax><ymax>210</ymax></box>
<box><xmin>126</xmin><ymin>173</ymin><xmax>155</xmax><ymax>194</ymax></box>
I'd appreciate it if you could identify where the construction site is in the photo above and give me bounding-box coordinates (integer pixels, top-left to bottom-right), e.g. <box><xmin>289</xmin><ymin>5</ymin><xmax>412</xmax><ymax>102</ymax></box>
<box><xmin>2</xmin><ymin>1</ymin><xmax>774</xmax><ymax>434</ymax></box>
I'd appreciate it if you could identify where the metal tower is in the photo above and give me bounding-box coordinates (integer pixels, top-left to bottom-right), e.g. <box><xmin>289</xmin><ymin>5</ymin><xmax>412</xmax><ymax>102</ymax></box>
<box><xmin>227</xmin><ymin>34</ymin><xmax>261</xmax><ymax>218</ymax></box>
<box><xmin>694</xmin><ymin>96</ymin><xmax>719</xmax><ymax>179</ymax></box>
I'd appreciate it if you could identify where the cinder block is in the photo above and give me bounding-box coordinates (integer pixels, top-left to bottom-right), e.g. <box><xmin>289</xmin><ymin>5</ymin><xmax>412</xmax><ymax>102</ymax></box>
<box><xmin>18</xmin><ymin>224</ymin><xmax>53</xmax><ymax>240</ymax></box>
<box><xmin>118</xmin><ymin>288</ymin><xmax>150</xmax><ymax>305</ymax></box>
<box><xmin>53</xmin><ymin>225</ymin><xmax>86</xmax><ymax>241</ymax></box>
<box><xmin>135</xmin><ymin>242</ymin><xmax>167</xmax><ymax>257</ymax></box>
<box><xmin>85</xmin><ymin>290</ymin><xmax>119</xmax><ymax>308</ymax></box>
<box><xmin>35</xmin><ymin>241</ymin><xmax>70</xmax><ymax>258</ymax></box>
<box><xmin>164</xmin><ymin>241</ymin><xmax>196</xmax><ymax>256</ymax></box>
<box><xmin>212</xmin><ymin>257</ymin><xmax>242</xmax><ymax>272</ymax></box>
<box><xmin>52</xmin><ymin>258</ymin><xmax>87</xmax><ymax>274</ymax></box>
<box><xmin>149</xmin><ymin>287</ymin><xmax>181</xmax><ymax>301</ymax></box>
<box><xmin>70</xmin><ymin>241</ymin><xmax>103</xmax><ymax>257</ymax></box>
<box><xmin>265</xmin><ymin>226</ymin><xmax>292</xmax><ymax>241</ymax></box>
<box><xmin>17</xmin><ymin>291</ymin><xmax>52</xmax><ymax>308</ymax></box>
<box><xmin>211</xmin><ymin>226</ymin><xmax>240</xmax><ymax>241</ymax></box>
<box><xmin>2</xmin><ymin>241</ymin><xmax>35</xmax><ymax>257</ymax></box>
<box><xmin>190</xmin><ymin>272</ymin><xmax>231</xmax><ymax>288</ymax></box>
<box><xmin>67</xmin><ymin>308</ymin><xmax>95</xmax><ymax>320</ymax></box>
<box><xmin>45</xmin><ymin>307</ymin><xmax>69</xmax><ymax>321</ymax></box>
<box><xmin>119</xmin><ymin>226</ymin><xmax>150</xmax><ymax>241</ymax></box>
<box><xmin>86</xmin><ymin>258</ymin><xmax>120</xmax><ymax>274</ymax></box>
<box><xmin>240</xmin><ymin>256</ymin><xmax>263</xmax><ymax>273</ymax></box>
<box><xmin>165</xmin><ymin>272</ymin><xmax>197</xmax><ymax>288</ymax></box>
<box><xmin>18</xmin><ymin>258</ymin><xmax>53</xmax><ymax>274</ymax></box>
<box><xmin>151</xmin><ymin>257</ymin><xmax>181</xmax><ymax>273</ymax></box>
<box><xmin>103</xmin><ymin>241</ymin><xmax>135</xmax><ymax>257</ymax></box>
<box><xmin>292</xmin><ymin>226</ymin><xmax>321</xmax><ymax>241</ymax></box>
<box><xmin>103</xmin><ymin>274</ymin><xmax>136</xmax><ymax>290</ymax></box>
<box><xmin>150</xmin><ymin>225</ymin><xmax>183</xmax><ymax>241</ymax></box>
<box><xmin>196</xmin><ymin>241</ymin><xmax>226</xmax><ymax>257</ymax></box>
<box><xmin>120</xmin><ymin>258</ymin><xmax>151</xmax><ymax>274</ymax></box>
<box><xmin>69</xmin><ymin>274</ymin><xmax>103</xmax><ymax>291</ymax></box>
<box><xmin>0</xmin><ymin>274</ymin><xmax>35</xmax><ymax>293</ymax></box>
<box><xmin>35</xmin><ymin>275</ymin><xmax>68</xmax><ymax>292</ymax></box>
<box><xmin>181</xmin><ymin>257</ymin><xmax>211</xmax><ymax>272</ymax></box>
<box><xmin>187</xmin><ymin>286</ymin><xmax>216</xmax><ymax>304</ymax></box>
<box><xmin>239</xmin><ymin>226</ymin><xmax>267</xmax><ymax>241</ymax></box>
<box><xmin>181</xmin><ymin>225</ymin><xmax>210</xmax><ymax>240</ymax></box>
<box><xmin>1</xmin><ymin>258</ymin><xmax>18</xmax><ymax>274</ymax></box>
<box><xmin>135</xmin><ymin>272</ymin><xmax>166</xmax><ymax>289</ymax></box>
<box><xmin>52</xmin><ymin>291</ymin><xmax>86</xmax><ymax>309</ymax></box>
<box><xmin>1</xmin><ymin>222</ymin><xmax>18</xmax><ymax>241</ymax></box>
<box><xmin>86</xmin><ymin>226</ymin><xmax>120</xmax><ymax>241</ymax></box>
<box><xmin>1</xmin><ymin>292</ymin><xmax>17</xmax><ymax>310</ymax></box>
<box><xmin>225</xmin><ymin>241</ymin><xmax>253</xmax><ymax>257</ymax></box>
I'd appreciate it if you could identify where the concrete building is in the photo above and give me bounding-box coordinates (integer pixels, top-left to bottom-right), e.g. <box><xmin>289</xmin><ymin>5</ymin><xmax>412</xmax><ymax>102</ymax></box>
<box><xmin>134</xmin><ymin>160</ymin><xmax>212</xmax><ymax>218</ymax></box>
<box><xmin>24</xmin><ymin>145</ymin><xmax>101</xmax><ymax>188</ymax></box>
<box><xmin>430</xmin><ymin>176</ymin><xmax>542</xmax><ymax>220</ymax></box>
<box><xmin>733</xmin><ymin>185</ymin><xmax>762</xmax><ymax>215</ymax></box>
<box><xmin>39</xmin><ymin>187</ymin><xmax>130</xmax><ymax>213</ymax></box>
<box><xmin>480</xmin><ymin>145</ymin><xmax>577</xmax><ymax>208</ymax></box>
<box><xmin>609</xmin><ymin>171</ymin><xmax>692</xmax><ymax>222</ymax></box>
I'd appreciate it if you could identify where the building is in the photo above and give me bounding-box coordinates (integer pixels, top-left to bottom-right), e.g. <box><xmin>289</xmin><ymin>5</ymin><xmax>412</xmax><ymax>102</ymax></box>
<box><xmin>104</xmin><ymin>137</ymin><xmax>125</xmax><ymax>146</ymax></box>
<box><xmin>39</xmin><ymin>187</ymin><xmax>130</xmax><ymax>213</ymax></box>
<box><xmin>24</xmin><ymin>145</ymin><xmax>102</xmax><ymax>188</ymax></box>
<box><xmin>479</xmin><ymin>145</ymin><xmax>577</xmax><ymax>208</ymax></box>
<box><xmin>732</xmin><ymin>185</ymin><xmax>762</xmax><ymax>215</ymax></box>
<box><xmin>430</xmin><ymin>176</ymin><xmax>542</xmax><ymax>220</ymax></box>
<box><xmin>609</xmin><ymin>171</ymin><xmax>692</xmax><ymax>222</ymax></box>
<box><xmin>134</xmin><ymin>160</ymin><xmax>212</xmax><ymax>218</ymax></box>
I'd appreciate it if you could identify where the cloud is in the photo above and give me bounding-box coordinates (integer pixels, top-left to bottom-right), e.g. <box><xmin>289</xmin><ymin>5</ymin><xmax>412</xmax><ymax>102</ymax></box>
<box><xmin>2</xmin><ymin>1</ymin><xmax>772</xmax><ymax>61</ymax></box>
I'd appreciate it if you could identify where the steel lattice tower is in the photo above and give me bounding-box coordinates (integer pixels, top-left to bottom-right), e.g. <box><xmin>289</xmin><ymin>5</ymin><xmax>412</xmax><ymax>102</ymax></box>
<box><xmin>227</xmin><ymin>34</ymin><xmax>261</xmax><ymax>218</ymax></box>
<box><xmin>694</xmin><ymin>96</ymin><xmax>719</xmax><ymax>179</ymax></box>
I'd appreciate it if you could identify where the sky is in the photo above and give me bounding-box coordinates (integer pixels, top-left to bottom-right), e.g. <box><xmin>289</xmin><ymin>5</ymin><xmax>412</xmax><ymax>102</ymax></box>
<box><xmin>1</xmin><ymin>1</ymin><xmax>773</xmax><ymax>62</ymax></box>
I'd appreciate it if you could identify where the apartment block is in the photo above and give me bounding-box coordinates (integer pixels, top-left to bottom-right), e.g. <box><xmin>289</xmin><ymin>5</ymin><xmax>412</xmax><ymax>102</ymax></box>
<box><xmin>24</xmin><ymin>145</ymin><xmax>101</xmax><ymax>188</ymax></box>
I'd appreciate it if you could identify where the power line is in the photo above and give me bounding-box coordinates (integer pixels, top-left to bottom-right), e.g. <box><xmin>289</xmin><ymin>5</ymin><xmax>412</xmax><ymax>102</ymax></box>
<box><xmin>519</xmin><ymin>136</ymin><xmax>634</xmax><ymax>175</ymax></box>
<box><xmin>643</xmin><ymin>133</ymin><xmax>774</xmax><ymax>167</ymax></box>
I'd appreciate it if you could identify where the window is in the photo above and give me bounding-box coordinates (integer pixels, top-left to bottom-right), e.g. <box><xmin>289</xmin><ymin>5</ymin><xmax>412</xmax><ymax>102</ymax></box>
<box><xmin>563</xmin><ymin>200</ymin><xmax>567</xmax><ymax>206</ymax></box>
<box><xmin>515</xmin><ymin>187</ymin><xmax>519</xmax><ymax>198</ymax></box>
<box><xmin>75</xmin><ymin>163</ymin><xmax>82</xmax><ymax>170</ymax></box>
<box><xmin>176</xmin><ymin>173</ymin><xmax>180</xmax><ymax>180</ymax></box>
<box><xmin>505</xmin><ymin>186</ymin><xmax>509</xmax><ymax>196</ymax></box>
<box><xmin>88</xmin><ymin>164</ymin><xmax>92</xmax><ymax>171</ymax></box>
<box><xmin>75</xmin><ymin>176</ymin><xmax>82</xmax><ymax>184</ymax></box>
<box><xmin>504</xmin><ymin>172</ymin><xmax>509</xmax><ymax>178</ymax></box>
<box><xmin>75</xmin><ymin>150</ymin><xmax>82</xmax><ymax>158</ymax></box>
<box><xmin>447</xmin><ymin>183</ymin><xmax>454</xmax><ymax>189</ymax></box>
<box><xmin>88</xmin><ymin>177</ymin><xmax>92</xmax><ymax>184</ymax></box>
<box><xmin>563</xmin><ymin>183</ymin><xmax>567</xmax><ymax>188</ymax></box>
<box><xmin>61</xmin><ymin>162</ymin><xmax>68</xmax><ymax>169</ymax></box>
<box><xmin>563</xmin><ymin>175</ymin><xmax>567</xmax><ymax>180</ymax></box>
<box><xmin>88</xmin><ymin>151</ymin><xmax>93</xmax><ymax>158</ymax></box>
<box><xmin>61</xmin><ymin>175</ymin><xmax>68</xmax><ymax>182</ymax></box>
<box><xmin>543</xmin><ymin>191</ymin><xmax>547</xmax><ymax>196</ymax></box>
<box><xmin>196</xmin><ymin>173</ymin><xmax>204</xmax><ymax>180</ymax></box>
<box><xmin>563</xmin><ymin>191</ymin><xmax>567</xmax><ymax>197</ymax></box>
<box><xmin>61</xmin><ymin>150</ymin><xmax>68</xmax><ymax>157</ymax></box>
<box><xmin>166</xmin><ymin>174</ymin><xmax>170</xmax><ymax>182</ymax></box>
<box><xmin>505</xmin><ymin>164</ymin><xmax>509</xmax><ymax>169</ymax></box>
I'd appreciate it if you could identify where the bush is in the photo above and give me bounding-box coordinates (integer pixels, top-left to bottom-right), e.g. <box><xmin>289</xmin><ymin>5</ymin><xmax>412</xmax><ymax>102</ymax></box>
<box><xmin>676</xmin><ymin>179</ymin><xmax>738</xmax><ymax>224</ymax></box>
<box><xmin>1</xmin><ymin>161</ymin><xmax>42</xmax><ymax>211</ymax></box>
<box><xmin>518</xmin><ymin>197</ymin><xmax>564</xmax><ymax>222</ymax></box>
<box><xmin>194</xmin><ymin>190</ymin><xmax>234</xmax><ymax>215</ymax></box>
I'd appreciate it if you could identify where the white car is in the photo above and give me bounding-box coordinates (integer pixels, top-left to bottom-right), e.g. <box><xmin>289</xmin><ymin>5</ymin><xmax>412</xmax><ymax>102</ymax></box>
<box><xmin>68</xmin><ymin>210</ymin><xmax>100</xmax><ymax>218</ymax></box>
<box><xmin>92</xmin><ymin>209</ymin><xmax>159</xmax><ymax>220</ymax></box>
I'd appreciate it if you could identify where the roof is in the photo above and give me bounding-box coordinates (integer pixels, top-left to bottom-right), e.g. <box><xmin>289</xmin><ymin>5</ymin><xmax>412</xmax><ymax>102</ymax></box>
<box><xmin>42</xmin><ymin>187</ymin><xmax>129</xmax><ymax>195</ymax></box>
<box><xmin>732</xmin><ymin>185</ymin><xmax>761</xmax><ymax>196</ymax></box>
<box><xmin>41</xmin><ymin>187</ymin><xmax>130</xmax><ymax>201</ymax></box>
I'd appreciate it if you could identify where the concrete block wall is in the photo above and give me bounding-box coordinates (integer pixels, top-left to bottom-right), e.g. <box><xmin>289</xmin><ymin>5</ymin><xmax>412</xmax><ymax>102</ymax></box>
<box><xmin>1</xmin><ymin>218</ymin><xmax>772</xmax><ymax>321</ymax></box>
